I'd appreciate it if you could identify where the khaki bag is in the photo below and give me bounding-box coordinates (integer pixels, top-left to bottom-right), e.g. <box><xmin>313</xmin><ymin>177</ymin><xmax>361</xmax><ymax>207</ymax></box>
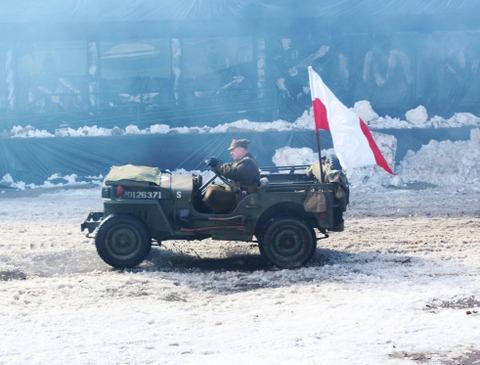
<box><xmin>304</xmin><ymin>191</ymin><xmax>327</xmax><ymax>212</ymax></box>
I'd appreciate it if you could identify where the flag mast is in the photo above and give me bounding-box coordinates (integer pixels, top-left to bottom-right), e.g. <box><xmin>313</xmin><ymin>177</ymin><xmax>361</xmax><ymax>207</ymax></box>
<box><xmin>315</xmin><ymin>127</ymin><xmax>324</xmax><ymax>183</ymax></box>
<box><xmin>308</xmin><ymin>66</ymin><xmax>325</xmax><ymax>183</ymax></box>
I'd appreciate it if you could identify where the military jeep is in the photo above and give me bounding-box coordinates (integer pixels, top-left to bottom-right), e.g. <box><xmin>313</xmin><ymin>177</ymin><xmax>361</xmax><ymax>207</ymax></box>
<box><xmin>81</xmin><ymin>159</ymin><xmax>348</xmax><ymax>269</ymax></box>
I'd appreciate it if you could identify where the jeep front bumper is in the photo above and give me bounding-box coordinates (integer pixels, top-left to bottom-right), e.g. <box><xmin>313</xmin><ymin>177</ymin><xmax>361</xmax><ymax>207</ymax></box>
<box><xmin>81</xmin><ymin>210</ymin><xmax>104</xmax><ymax>235</ymax></box>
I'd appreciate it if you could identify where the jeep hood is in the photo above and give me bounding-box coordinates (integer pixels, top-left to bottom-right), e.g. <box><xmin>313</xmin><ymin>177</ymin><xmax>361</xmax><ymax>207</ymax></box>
<box><xmin>104</xmin><ymin>164</ymin><xmax>163</xmax><ymax>186</ymax></box>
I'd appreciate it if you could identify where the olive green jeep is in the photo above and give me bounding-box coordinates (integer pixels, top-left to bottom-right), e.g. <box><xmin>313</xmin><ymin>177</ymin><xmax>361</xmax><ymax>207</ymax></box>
<box><xmin>81</xmin><ymin>158</ymin><xmax>348</xmax><ymax>269</ymax></box>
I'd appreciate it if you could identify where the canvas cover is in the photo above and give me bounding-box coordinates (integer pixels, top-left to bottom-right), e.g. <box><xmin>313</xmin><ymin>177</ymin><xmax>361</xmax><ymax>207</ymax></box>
<box><xmin>104</xmin><ymin>164</ymin><xmax>162</xmax><ymax>186</ymax></box>
<box><xmin>306</xmin><ymin>159</ymin><xmax>349</xmax><ymax>203</ymax></box>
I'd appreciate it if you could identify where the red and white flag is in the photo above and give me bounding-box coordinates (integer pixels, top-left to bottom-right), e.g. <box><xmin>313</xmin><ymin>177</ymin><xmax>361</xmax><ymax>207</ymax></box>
<box><xmin>308</xmin><ymin>66</ymin><xmax>394</xmax><ymax>174</ymax></box>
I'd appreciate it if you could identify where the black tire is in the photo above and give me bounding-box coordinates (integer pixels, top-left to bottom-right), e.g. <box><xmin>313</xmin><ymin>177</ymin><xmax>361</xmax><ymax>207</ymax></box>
<box><xmin>95</xmin><ymin>214</ymin><xmax>151</xmax><ymax>269</ymax></box>
<box><xmin>327</xmin><ymin>154</ymin><xmax>342</xmax><ymax>170</ymax></box>
<box><xmin>259</xmin><ymin>214</ymin><xmax>316</xmax><ymax>269</ymax></box>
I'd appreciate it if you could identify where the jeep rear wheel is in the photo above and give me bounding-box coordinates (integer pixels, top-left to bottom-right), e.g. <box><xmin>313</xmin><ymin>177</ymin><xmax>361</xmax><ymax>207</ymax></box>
<box><xmin>95</xmin><ymin>214</ymin><xmax>151</xmax><ymax>269</ymax></box>
<box><xmin>259</xmin><ymin>214</ymin><xmax>316</xmax><ymax>269</ymax></box>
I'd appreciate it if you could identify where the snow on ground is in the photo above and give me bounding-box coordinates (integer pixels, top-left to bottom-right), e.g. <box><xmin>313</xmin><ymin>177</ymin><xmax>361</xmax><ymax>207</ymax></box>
<box><xmin>1</xmin><ymin>181</ymin><xmax>480</xmax><ymax>364</ymax></box>
<box><xmin>1</xmin><ymin>116</ymin><xmax>480</xmax><ymax>364</ymax></box>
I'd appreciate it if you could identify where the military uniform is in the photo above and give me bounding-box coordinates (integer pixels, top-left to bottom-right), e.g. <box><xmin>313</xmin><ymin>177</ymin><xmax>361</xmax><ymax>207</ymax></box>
<box><xmin>203</xmin><ymin>140</ymin><xmax>260</xmax><ymax>214</ymax></box>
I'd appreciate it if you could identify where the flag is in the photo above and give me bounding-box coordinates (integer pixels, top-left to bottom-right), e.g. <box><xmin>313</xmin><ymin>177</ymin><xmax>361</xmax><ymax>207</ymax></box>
<box><xmin>308</xmin><ymin>66</ymin><xmax>394</xmax><ymax>175</ymax></box>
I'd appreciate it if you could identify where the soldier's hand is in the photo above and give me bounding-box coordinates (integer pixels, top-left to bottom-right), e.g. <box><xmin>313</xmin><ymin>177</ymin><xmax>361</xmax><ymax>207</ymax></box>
<box><xmin>205</xmin><ymin>157</ymin><xmax>220</xmax><ymax>168</ymax></box>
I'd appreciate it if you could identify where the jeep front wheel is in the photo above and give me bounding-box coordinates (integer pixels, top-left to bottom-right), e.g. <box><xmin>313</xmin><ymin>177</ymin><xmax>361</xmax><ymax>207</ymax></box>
<box><xmin>95</xmin><ymin>214</ymin><xmax>151</xmax><ymax>269</ymax></box>
<box><xmin>259</xmin><ymin>214</ymin><xmax>316</xmax><ymax>269</ymax></box>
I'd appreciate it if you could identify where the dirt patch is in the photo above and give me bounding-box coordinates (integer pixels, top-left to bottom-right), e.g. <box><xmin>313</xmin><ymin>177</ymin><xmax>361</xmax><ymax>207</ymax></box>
<box><xmin>442</xmin><ymin>350</ymin><xmax>480</xmax><ymax>365</ymax></box>
<box><xmin>390</xmin><ymin>349</ymin><xmax>480</xmax><ymax>364</ymax></box>
<box><xmin>390</xmin><ymin>352</ymin><xmax>431</xmax><ymax>363</ymax></box>
<box><xmin>0</xmin><ymin>270</ymin><xmax>27</xmax><ymax>281</ymax></box>
<box><xmin>386</xmin><ymin>182</ymin><xmax>438</xmax><ymax>190</ymax></box>
<box><xmin>426</xmin><ymin>296</ymin><xmax>480</xmax><ymax>313</ymax></box>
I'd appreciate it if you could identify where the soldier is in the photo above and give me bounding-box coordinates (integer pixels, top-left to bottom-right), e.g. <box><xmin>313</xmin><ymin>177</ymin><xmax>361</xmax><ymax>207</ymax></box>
<box><xmin>203</xmin><ymin>139</ymin><xmax>260</xmax><ymax>213</ymax></box>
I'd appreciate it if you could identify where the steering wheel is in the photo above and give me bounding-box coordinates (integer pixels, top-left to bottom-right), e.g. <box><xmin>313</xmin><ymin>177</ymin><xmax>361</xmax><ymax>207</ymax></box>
<box><xmin>198</xmin><ymin>169</ymin><xmax>230</xmax><ymax>194</ymax></box>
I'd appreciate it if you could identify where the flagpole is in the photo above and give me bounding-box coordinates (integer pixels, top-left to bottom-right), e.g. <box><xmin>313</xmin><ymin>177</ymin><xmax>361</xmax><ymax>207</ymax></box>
<box><xmin>308</xmin><ymin>66</ymin><xmax>325</xmax><ymax>183</ymax></box>
<box><xmin>315</xmin><ymin>130</ymin><xmax>324</xmax><ymax>183</ymax></box>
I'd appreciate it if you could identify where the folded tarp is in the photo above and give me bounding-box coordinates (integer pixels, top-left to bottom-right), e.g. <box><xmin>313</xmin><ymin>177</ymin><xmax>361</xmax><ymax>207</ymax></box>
<box><xmin>104</xmin><ymin>164</ymin><xmax>162</xmax><ymax>186</ymax></box>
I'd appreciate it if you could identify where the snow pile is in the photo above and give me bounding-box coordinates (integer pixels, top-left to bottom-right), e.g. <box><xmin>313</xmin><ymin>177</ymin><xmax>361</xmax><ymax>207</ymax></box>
<box><xmin>352</xmin><ymin>100</ymin><xmax>379</xmax><ymax>122</ymax></box>
<box><xmin>5</xmin><ymin>101</ymin><xmax>480</xmax><ymax>138</ymax></box>
<box><xmin>354</xmin><ymin>101</ymin><xmax>480</xmax><ymax>129</ymax></box>
<box><xmin>272</xmin><ymin>129</ymin><xmax>480</xmax><ymax>189</ymax></box>
<box><xmin>8</xmin><ymin>125</ymin><xmax>55</xmax><ymax>138</ymax></box>
<box><xmin>405</xmin><ymin>105</ymin><xmax>428</xmax><ymax>126</ymax></box>
<box><xmin>54</xmin><ymin>125</ymin><xmax>117</xmax><ymax>137</ymax></box>
<box><xmin>209</xmin><ymin>119</ymin><xmax>295</xmax><ymax>133</ymax></box>
<box><xmin>289</xmin><ymin>101</ymin><xmax>480</xmax><ymax>130</ymax></box>
<box><xmin>272</xmin><ymin>147</ymin><xmax>319</xmax><ymax>166</ymax></box>
<box><xmin>1</xmin><ymin>174</ymin><xmax>27</xmax><ymax>190</ymax></box>
<box><xmin>0</xmin><ymin>173</ymin><xmax>103</xmax><ymax>191</ymax></box>
<box><xmin>396</xmin><ymin>128</ymin><xmax>480</xmax><ymax>186</ymax></box>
